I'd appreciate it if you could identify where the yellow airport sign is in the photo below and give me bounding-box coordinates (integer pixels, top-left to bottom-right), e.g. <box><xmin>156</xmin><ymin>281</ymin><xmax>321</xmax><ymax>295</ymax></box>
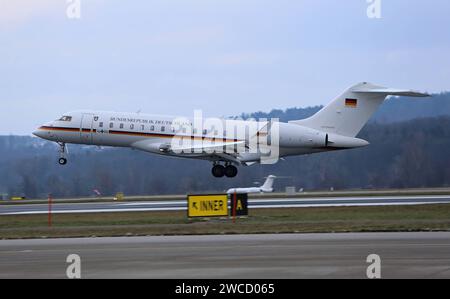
<box><xmin>114</xmin><ymin>192</ymin><xmax>124</xmax><ymax>201</ymax></box>
<box><xmin>188</xmin><ymin>194</ymin><xmax>228</xmax><ymax>217</ymax></box>
<box><xmin>10</xmin><ymin>196</ymin><xmax>25</xmax><ymax>201</ymax></box>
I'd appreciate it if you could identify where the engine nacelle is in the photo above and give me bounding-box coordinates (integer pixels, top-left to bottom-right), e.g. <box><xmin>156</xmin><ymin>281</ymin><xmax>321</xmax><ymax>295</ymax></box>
<box><xmin>131</xmin><ymin>140</ymin><xmax>171</xmax><ymax>154</ymax></box>
<box><xmin>279</xmin><ymin>123</ymin><xmax>327</xmax><ymax>148</ymax></box>
<box><xmin>327</xmin><ymin>133</ymin><xmax>369</xmax><ymax>148</ymax></box>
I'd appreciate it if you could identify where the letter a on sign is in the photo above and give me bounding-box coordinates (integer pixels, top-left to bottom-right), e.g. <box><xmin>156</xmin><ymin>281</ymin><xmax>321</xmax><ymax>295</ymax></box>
<box><xmin>232</xmin><ymin>193</ymin><xmax>248</xmax><ymax>216</ymax></box>
<box><xmin>236</xmin><ymin>199</ymin><xmax>243</xmax><ymax>210</ymax></box>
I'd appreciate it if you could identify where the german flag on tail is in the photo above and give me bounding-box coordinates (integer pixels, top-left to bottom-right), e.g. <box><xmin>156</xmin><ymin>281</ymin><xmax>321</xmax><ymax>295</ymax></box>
<box><xmin>345</xmin><ymin>98</ymin><xmax>358</xmax><ymax>108</ymax></box>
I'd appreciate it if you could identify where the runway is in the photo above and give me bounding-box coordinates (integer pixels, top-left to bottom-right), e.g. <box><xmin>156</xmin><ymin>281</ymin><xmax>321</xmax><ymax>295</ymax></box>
<box><xmin>1</xmin><ymin>232</ymin><xmax>449</xmax><ymax>279</ymax></box>
<box><xmin>2</xmin><ymin>194</ymin><xmax>450</xmax><ymax>215</ymax></box>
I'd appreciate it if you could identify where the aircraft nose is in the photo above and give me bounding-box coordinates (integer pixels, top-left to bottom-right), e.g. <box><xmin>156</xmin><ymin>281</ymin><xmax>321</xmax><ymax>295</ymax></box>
<box><xmin>32</xmin><ymin>128</ymin><xmax>45</xmax><ymax>138</ymax></box>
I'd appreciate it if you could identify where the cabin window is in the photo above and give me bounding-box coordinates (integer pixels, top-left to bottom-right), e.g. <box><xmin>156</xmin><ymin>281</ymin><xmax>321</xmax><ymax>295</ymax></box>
<box><xmin>109</xmin><ymin>122</ymin><xmax>114</xmax><ymax>128</ymax></box>
<box><xmin>193</xmin><ymin>128</ymin><xmax>197</xmax><ymax>134</ymax></box>
<box><xmin>203</xmin><ymin>129</ymin><xmax>207</xmax><ymax>135</ymax></box>
<box><xmin>150</xmin><ymin>125</ymin><xmax>155</xmax><ymax>131</ymax></box>
<box><xmin>141</xmin><ymin>125</ymin><xmax>145</xmax><ymax>131</ymax></box>
<box><xmin>99</xmin><ymin>122</ymin><xmax>103</xmax><ymax>128</ymax></box>
<box><xmin>130</xmin><ymin>124</ymin><xmax>134</xmax><ymax>130</ymax></box>
<box><xmin>120</xmin><ymin>123</ymin><xmax>124</xmax><ymax>129</ymax></box>
<box><xmin>58</xmin><ymin>116</ymin><xmax>72</xmax><ymax>122</ymax></box>
<box><xmin>161</xmin><ymin>126</ymin><xmax>165</xmax><ymax>132</ymax></box>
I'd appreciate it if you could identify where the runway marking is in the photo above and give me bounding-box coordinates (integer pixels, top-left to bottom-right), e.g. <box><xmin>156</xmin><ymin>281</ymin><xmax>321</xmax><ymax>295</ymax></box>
<box><xmin>118</xmin><ymin>201</ymin><xmax>186</xmax><ymax>206</ymax></box>
<box><xmin>116</xmin><ymin>195</ymin><xmax>450</xmax><ymax>206</ymax></box>
<box><xmin>250</xmin><ymin>195</ymin><xmax>450</xmax><ymax>203</ymax></box>
<box><xmin>250</xmin><ymin>202</ymin><xmax>450</xmax><ymax>209</ymax></box>
<box><xmin>2</xmin><ymin>207</ymin><xmax>186</xmax><ymax>215</ymax></box>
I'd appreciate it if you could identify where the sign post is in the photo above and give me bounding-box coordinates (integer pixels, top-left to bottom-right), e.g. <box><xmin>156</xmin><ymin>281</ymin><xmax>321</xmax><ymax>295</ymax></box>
<box><xmin>48</xmin><ymin>194</ymin><xmax>52</xmax><ymax>228</ymax></box>
<box><xmin>232</xmin><ymin>192</ymin><xmax>237</xmax><ymax>223</ymax></box>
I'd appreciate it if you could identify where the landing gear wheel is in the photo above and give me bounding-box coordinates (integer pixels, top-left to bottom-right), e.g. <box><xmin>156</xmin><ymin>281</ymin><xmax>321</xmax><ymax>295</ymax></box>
<box><xmin>225</xmin><ymin>165</ymin><xmax>238</xmax><ymax>178</ymax></box>
<box><xmin>58</xmin><ymin>157</ymin><xmax>67</xmax><ymax>165</ymax></box>
<box><xmin>212</xmin><ymin>165</ymin><xmax>225</xmax><ymax>178</ymax></box>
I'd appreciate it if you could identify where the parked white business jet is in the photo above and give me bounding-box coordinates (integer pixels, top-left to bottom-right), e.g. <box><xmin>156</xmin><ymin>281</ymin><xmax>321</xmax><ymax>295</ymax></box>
<box><xmin>227</xmin><ymin>175</ymin><xmax>276</xmax><ymax>194</ymax></box>
<box><xmin>33</xmin><ymin>82</ymin><xmax>429</xmax><ymax>178</ymax></box>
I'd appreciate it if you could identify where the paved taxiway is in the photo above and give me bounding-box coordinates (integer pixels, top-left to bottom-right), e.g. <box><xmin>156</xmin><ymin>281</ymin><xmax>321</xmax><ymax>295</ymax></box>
<box><xmin>2</xmin><ymin>195</ymin><xmax>450</xmax><ymax>215</ymax></box>
<box><xmin>1</xmin><ymin>232</ymin><xmax>449</xmax><ymax>279</ymax></box>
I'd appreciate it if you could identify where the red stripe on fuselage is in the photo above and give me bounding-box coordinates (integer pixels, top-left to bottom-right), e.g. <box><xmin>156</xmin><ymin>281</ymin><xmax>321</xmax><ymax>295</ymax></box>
<box><xmin>38</xmin><ymin>126</ymin><xmax>240</xmax><ymax>143</ymax></box>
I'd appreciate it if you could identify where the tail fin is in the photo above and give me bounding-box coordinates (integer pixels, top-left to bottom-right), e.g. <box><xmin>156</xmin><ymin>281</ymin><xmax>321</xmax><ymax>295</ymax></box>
<box><xmin>261</xmin><ymin>175</ymin><xmax>276</xmax><ymax>191</ymax></box>
<box><xmin>290</xmin><ymin>82</ymin><xmax>430</xmax><ymax>137</ymax></box>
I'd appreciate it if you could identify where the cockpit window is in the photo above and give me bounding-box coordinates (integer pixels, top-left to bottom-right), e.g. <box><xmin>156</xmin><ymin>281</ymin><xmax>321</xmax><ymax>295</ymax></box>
<box><xmin>58</xmin><ymin>116</ymin><xmax>72</xmax><ymax>122</ymax></box>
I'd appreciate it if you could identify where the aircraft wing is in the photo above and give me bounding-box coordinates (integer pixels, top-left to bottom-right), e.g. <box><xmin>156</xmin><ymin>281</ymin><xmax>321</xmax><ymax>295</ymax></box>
<box><xmin>131</xmin><ymin>139</ymin><xmax>245</xmax><ymax>155</ymax></box>
<box><xmin>173</xmin><ymin>140</ymin><xmax>245</xmax><ymax>154</ymax></box>
<box><xmin>214</xmin><ymin>152</ymin><xmax>242</xmax><ymax>164</ymax></box>
<box><xmin>131</xmin><ymin>139</ymin><xmax>263</xmax><ymax>166</ymax></box>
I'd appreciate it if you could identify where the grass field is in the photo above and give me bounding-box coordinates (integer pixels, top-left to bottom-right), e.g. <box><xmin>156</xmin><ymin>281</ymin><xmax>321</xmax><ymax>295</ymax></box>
<box><xmin>1</xmin><ymin>204</ymin><xmax>450</xmax><ymax>239</ymax></box>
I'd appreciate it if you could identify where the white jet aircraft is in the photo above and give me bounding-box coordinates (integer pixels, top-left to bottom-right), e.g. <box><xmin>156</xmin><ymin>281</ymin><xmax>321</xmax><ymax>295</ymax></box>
<box><xmin>33</xmin><ymin>82</ymin><xmax>429</xmax><ymax>178</ymax></box>
<box><xmin>227</xmin><ymin>175</ymin><xmax>276</xmax><ymax>194</ymax></box>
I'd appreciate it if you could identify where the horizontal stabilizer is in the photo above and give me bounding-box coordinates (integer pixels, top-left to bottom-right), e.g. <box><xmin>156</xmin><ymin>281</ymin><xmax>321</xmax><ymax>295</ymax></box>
<box><xmin>352</xmin><ymin>87</ymin><xmax>430</xmax><ymax>97</ymax></box>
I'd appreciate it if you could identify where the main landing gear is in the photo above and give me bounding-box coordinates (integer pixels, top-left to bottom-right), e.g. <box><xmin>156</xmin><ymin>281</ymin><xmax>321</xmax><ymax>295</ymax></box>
<box><xmin>58</xmin><ymin>142</ymin><xmax>67</xmax><ymax>165</ymax></box>
<box><xmin>212</xmin><ymin>163</ymin><xmax>238</xmax><ymax>178</ymax></box>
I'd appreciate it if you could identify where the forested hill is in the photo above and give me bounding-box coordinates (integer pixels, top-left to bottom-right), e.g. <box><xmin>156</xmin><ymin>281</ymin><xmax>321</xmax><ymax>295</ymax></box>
<box><xmin>1</xmin><ymin>115</ymin><xmax>450</xmax><ymax>199</ymax></box>
<box><xmin>240</xmin><ymin>92</ymin><xmax>450</xmax><ymax>123</ymax></box>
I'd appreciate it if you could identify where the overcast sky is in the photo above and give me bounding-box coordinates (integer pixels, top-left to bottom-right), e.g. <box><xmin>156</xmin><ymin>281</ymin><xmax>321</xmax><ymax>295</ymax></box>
<box><xmin>1</xmin><ymin>0</ymin><xmax>449</xmax><ymax>135</ymax></box>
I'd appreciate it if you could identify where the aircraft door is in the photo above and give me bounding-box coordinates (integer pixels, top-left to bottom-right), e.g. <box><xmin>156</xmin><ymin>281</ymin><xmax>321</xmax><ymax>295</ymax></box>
<box><xmin>80</xmin><ymin>113</ymin><xmax>94</xmax><ymax>144</ymax></box>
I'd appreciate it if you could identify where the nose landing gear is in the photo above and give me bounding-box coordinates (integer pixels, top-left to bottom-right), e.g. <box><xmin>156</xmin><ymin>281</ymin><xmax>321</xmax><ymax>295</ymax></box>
<box><xmin>57</xmin><ymin>142</ymin><xmax>68</xmax><ymax>165</ymax></box>
<box><xmin>212</xmin><ymin>163</ymin><xmax>238</xmax><ymax>178</ymax></box>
